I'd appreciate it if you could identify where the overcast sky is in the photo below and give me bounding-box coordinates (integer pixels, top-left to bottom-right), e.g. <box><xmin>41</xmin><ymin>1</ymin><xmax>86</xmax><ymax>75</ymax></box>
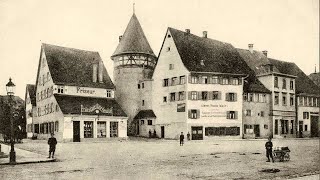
<box><xmin>0</xmin><ymin>0</ymin><xmax>319</xmax><ymax>98</ymax></box>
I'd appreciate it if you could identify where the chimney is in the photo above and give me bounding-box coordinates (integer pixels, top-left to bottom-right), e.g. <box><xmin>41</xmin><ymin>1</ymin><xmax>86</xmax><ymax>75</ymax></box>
<box><xmin>185</xmin><ymin>29</ymin><xmax>190</xmax><ymax>34</ymax></box>
<box><xmin>262</xmin><ymin>50</ymin><xmax>268</xmax><ymax>57</ymax></box>
<box><xmin>119</xmin><ymin>35</ymin><xmax>123</xmax><ymax>42</ymax></box>
<box><xmin>92</xmin><ymin>63</ymin><xmax>98</xmax><ymax>83</ymax></box>
<box><xmin>203</xmin><ymin>31</ymin><xmax>207</xmax><ymax>38</ymax></box>
<box><xmin>248</xmin><ymin>44</ymin><xmax>254</xmax><ymax>53</ymax></box>
<box><xmin>98</xmin><ymin>61</ymin><xmax>103</xmax><ymax>83</ymax></box>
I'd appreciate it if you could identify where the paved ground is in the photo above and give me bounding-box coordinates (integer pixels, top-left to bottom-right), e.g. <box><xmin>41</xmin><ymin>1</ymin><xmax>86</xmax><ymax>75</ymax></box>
<box><xmin>0</xmin><ymin>138</ymin><xmax>319</xmax><ymax>180</ymax></box>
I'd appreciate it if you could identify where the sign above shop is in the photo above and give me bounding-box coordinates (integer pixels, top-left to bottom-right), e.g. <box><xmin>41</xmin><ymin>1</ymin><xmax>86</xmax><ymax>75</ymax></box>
<box><xmin>77</xmin><ymin>87</ymin><xmax>96</xmax><ymax>95</ymax></box>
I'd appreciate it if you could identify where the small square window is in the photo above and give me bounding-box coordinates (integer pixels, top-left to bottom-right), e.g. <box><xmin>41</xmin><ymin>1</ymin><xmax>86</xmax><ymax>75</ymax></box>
<box><xmin>141</xmin><ymin>120</ymin><xmax>144</xmax><ymax>125</ymax></box>
<box><xmin>148</xmin><ymin>120</ymin><xmax>152</xmax><ymax>125</ymax></box>
<box><xmin>163</xmin><ymin>96</ymin><xmax>167</xmax><ymax>102</ymax></box>
<box><xmin>169</xmin><ymin>64</ymin><xmax>174</xmax><ymax>70</ymax></box>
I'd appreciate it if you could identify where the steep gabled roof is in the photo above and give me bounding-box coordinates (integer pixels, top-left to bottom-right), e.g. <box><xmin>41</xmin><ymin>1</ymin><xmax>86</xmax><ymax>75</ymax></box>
<box><xmin>54</xmin><ymin>94</ymin><xmax>127</xmax><ymax>117</ymax></box>
<box><xmin>112</xmin><ymin>14</ymin><xmax>155</xmax><ymax>57</ymax></box>
<box><xmin>134</xmin><ymin>109</ymin><xmax>156</xmax><ymax>119</ymax></box>
<box><xmin>42</xmin><ymin>43</ymin><xmax>114</xmax><ymax>89</ymax></box>
<box><xmin>168</xmin><ymin>28</ymin><xmax>252</xmax><ymax>75</ymax></box>
<box><xmin>26</xmin><ymin>84</ymin><xmax>36</xmax><ymax>106</ymax></box>
<box><xmin>268</xmin><ymin>58</ymin><xmax>320</xmax><ymax>96</ymax></box>
<box><xmin>236</xmin><ymin>48</ymin><xmax>280</xmax><ymax>74</ymax></box>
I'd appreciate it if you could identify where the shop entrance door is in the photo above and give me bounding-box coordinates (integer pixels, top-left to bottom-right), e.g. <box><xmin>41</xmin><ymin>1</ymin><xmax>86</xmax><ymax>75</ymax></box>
<box><xmin>254</xmin><ymin>125</ymin><xmax>260</xmax><ymax>137</ymax></box>
<box><xmin>310</xmin><ymin>116</ymin><xmax>319</xmax><ymax>137</ymax></box>
<box><xmin>161</xmin><ymin>126</ymin><xmax>165</xmax><ymax>138</ymax></box>
<box><xmin>110</xmin><ymin>122</ymin><xmax>118</xmax><ymax>137</ymax></box>
<box><xmin>191</xmin><ymin>126</ymin><xmax>203</xmax><ymax>140</ymax></box>
<box><xmin>73</xmin><ymin>121</ymin><xmax>80</xmax><ymax>142</ymax></box>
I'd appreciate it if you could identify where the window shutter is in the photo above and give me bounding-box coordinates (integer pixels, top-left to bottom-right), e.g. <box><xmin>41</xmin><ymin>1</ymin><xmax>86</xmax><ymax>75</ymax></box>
<box><xmin>198</xmin><ymin>92</ymin><xmax>202</xmax><ymax>100</ymax></box>
<box><xmin>188</xmin><ymin>110</ymin><xmax>191</xmax><ymax>118</ymax></box>
<box><xmin>239</xmin><ymin>78</ymin><xmax>242</xmax><ymax>85</ymax></box>
<box><xmin>168</xmin><ymin>78</ymin><xmax>172</xmax><ymax>86</ymax></box>
<box><xmin>188</xmin><ymin>75</ymin><xmax>192</xmax><ymax>83</ymax></box>
<box><xmin>196</xmin><ymin>109</ymin><xmax>200</xmax><ymax>119</ymax></box>
<box><xmin>226</xmin><ymin>111</ymin><xmax>229</xmax><ymax>119</ymax></box>
<box><xmin>235</xmin><ymin>111</ymin><xmax>238</xmax><ymax>119</ymax></box>
<box><xmin>226</xmin><ymin>93</ymin><xmax>229</xmax><ymax>101</ymax></box>
<box><xmin>208</xmin><ymin>76</ymin><xmax>212</xmax><ymax>84</ymax></box>
<box><xmin>199</xmin><ymin>76</ymin><xmax>202</xmax><ymax>84</ymax></box>
<box><xmin>176</xmin><ymin>92</ymin><xmax>179</xmax><ymax>101</ymax></box>
<box><xmin>188</xmin><ymin>91</ymin><xmax>192</xmax><ymax>100</ymax></box>
<box><xmin>218</xmin><ymin>91</ymin><xmax>222</xmax><ymax>100</ymax></box>
<box><xmin>234</xmin><ymin>93</ymin><xmax>237</xmax><ymax>101</ymax></box>
<box><xmin>64</xmin><ymin>86</ymin><xmax>68</xmax><ymax>94</ymax></box>
<box><xmin>208</xmin><ymin>91</ymin><xmax>213</xmax><ymax>100</ymax></box>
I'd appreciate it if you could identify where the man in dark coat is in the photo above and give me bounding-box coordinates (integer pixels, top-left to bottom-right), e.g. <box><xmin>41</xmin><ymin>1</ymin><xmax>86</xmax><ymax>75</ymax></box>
<box><xmin>180</xmin><ymin>132</ymin><xmax>184</xmax><ymax>146</ymax></box>
<box><xmin>48</xmin><ymin>133</ymin><xmax>57</xmax><ymax>158</ymax></box>
<box><xmin>265</xmin><ymin>138</ymin><xmax>274</xmax><ymax>162</ymax></box>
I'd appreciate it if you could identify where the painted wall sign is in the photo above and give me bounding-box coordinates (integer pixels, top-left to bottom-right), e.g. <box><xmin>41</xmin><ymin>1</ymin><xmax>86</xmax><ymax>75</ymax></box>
<box><xmin>77</xmin><ymin>87</ymin><xmax>96</xmax><ymax>94</ymax></box>
<box><xmin>81</xmin><ymin>103</ymin><xmax>113</xmax><ymax>114</ymax></box>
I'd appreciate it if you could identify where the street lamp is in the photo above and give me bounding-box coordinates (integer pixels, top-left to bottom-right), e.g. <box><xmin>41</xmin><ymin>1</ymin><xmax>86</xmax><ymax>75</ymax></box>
<box><xmin>6</xmin><ymin>78</ymin><xmax>16</xmax><ymax>164</ymax></box>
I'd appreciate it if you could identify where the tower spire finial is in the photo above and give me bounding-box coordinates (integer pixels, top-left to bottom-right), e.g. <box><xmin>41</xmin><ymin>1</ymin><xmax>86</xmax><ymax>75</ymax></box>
<box><xmin>133</xmin><ymin>2</ymin><xmax>135</xmax><ymax>14</ymax></box>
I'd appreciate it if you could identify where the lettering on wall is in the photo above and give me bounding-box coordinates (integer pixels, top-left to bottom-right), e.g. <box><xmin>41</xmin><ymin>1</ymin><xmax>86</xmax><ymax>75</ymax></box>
<box><xmin>77</xmin><ymin>87</ymin><xmax>96</xmax><ymax>95</ymax></box>
<box><xmin>200</xmin><ymin>104</ymin><xmax>228</xmax><ymax>118</ymax></box>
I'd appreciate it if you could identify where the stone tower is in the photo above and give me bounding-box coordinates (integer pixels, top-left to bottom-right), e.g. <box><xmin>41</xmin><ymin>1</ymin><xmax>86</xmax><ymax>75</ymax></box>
<box><xmin>111</xmin><ymin>13</ymin><xmax>157</xmax><ymax>135</ymax></box>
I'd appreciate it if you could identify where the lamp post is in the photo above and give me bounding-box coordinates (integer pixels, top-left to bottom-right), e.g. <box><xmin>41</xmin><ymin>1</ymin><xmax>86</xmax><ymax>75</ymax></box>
<box><xmin>6</xmin><ymin>78</ymin><xmax>16</xmax><ymax>164</ymax></box>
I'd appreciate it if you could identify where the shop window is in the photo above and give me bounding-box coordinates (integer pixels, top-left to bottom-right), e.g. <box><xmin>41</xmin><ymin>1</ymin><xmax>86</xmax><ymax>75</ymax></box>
<box><xmin>179</xmin><ymin>76</ymin><xmax>185</xmax><ymax>84</ymax></box>
<box><xmin>148</xmin><ymin>120</ymin><xmax>152</xmax><ymax>125</ymax></box>
<box><xmin>205</xmin><ymin>127</ymin><xmax>239</xmax><ymax>136</ymax></box>
<box><xmin>84</xmin><ymin>121</ymin><xmax>93</xmax><ymax>138</ymax></box>
<box><xmin>97</xmin><ymin>122</ymin><xmax>106</xmax><ymax>138</ymax></box>
<box><xmin>163</xmin><ymin>79</ymin><xmax>169</xmax><ymax>87</ymax></box>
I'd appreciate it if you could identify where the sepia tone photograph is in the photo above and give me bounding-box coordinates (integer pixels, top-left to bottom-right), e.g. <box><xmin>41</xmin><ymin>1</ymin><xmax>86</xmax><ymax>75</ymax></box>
<box><xmin>0</xmin><ymin>0</ymin><xmax>319</xmax><ymax>179</ymax></box>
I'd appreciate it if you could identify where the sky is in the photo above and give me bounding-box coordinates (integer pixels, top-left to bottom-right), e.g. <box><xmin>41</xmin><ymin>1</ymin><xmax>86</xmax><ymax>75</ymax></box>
<box><xmin>0</xmin><ymin>0</ymin><xmax>319</xmax><ymax>98</ymax></box>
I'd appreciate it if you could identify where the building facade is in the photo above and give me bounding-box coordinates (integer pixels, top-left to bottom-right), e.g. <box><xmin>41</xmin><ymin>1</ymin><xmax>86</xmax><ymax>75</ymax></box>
<box><xmin>111</xmin><ymin>13</ymin><xmax>157</xmax><ymax>136</ymax></box>
<box><xmin>31</xmin><ymin>44</ymin><xmax>127</xmax><ymax>142</ymax></box>
<box><xmin>25</xmin><ymin>84</ymin><xmax>36</xmax><ymax>138</ymax></box>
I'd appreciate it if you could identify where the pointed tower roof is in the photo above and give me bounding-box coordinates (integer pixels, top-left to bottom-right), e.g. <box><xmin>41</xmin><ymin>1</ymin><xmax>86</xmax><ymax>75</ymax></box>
<box><xmin>112</xmin><ymin>14</ymin><xmax>155</xmax><ymax>57</ymax></box>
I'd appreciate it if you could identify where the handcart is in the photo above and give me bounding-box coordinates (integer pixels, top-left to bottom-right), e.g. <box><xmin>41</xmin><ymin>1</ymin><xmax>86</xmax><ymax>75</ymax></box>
<box><xmin>273</xmin><ymin>146</ymin><xmax>290</xmax><ymax>162</ymax></box>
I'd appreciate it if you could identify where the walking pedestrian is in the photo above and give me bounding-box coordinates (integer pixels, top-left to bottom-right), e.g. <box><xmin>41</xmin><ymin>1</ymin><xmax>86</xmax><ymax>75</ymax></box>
<box><xmin>187</xmin><ymin>132</ymin><xmax>190</xmax><ymax>141</ymax></box>
<box><xmin>180</xmin><ymin>132</ymin><xmax>184</xmax><ymax>146</ymax></box>
<box><xmin>149</xmin><ymin>129</ymin><xmax>152</xmax><ymax>138</ymax></box>
<box><xmin>265</xmin><ymin>137</ymin><xmax>274</xmax><ymax>162</ymax></box>
<box><xmin>153</xmin><ymin>129</ymin><xmax>157</xmax><ymax>138</ymax></box>
<box><xmin>48</xmin><ymin>133</ymin><xmax>57</xmax><ymax>159</ymax></box>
